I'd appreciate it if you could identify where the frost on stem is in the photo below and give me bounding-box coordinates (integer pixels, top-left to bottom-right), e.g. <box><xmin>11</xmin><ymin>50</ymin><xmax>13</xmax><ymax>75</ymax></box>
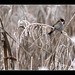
<box><xmin>18</xmin><ymin>19</ymin><xmax>30</xmax><ymax>29</ymax></box>
<box><xmin>15</xmin><ymin>12</ymin><xmax>75</xmax><ymax>70</ymax></box>
<box><xmin>68</xmin><ymin>58</ymin><xmax>75</xmax><ymax>70</ymax></box>
<box><xmin>71</xmin><ymin>36</ymin><xmax>75</xmax><ymax>44</ymax></box>
<box><xmin>38</xmin><ymin>66</ymin><xmax>49</xmax><ymax>70</ymax></box>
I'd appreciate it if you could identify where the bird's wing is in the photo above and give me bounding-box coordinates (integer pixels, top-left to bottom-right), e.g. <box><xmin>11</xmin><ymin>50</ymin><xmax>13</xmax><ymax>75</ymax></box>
<box><xmin>53</xmin><ymin>20</ymin><xmax>60</xmax><ymax>27</ymax></box>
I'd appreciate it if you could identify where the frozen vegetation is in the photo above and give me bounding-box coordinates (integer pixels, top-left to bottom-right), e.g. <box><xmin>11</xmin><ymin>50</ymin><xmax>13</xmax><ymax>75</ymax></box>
<box><xmin>0</xmin><ymin>5</ymin><xmax>75</xmax><ymax>70</ymax></box>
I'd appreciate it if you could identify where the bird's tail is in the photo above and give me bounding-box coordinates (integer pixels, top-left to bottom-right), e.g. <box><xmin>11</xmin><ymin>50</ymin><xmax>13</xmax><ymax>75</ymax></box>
<box><xmin>48</xmin><ymin>29</ymin><xmax>55</xmax><ymax>36</ymax></box>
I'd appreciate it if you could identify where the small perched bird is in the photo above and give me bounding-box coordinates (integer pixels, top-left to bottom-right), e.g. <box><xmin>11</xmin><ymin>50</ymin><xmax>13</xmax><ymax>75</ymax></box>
<box><xmin>48</xmin><ymin>18</ymin><xmax>65</xmax><ymax>35</ymax></box>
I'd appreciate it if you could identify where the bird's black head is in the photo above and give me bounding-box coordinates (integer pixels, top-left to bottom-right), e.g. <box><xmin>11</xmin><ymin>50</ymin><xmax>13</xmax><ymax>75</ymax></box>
<box><xmin>60</xmin><ymin>18</ymin><xmax>65</xmax><ymax>24</ymax></box>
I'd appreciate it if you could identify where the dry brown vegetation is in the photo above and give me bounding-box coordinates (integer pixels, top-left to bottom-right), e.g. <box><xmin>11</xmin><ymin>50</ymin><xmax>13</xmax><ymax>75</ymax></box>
<box><xmin>0</xmin><ymin>5</ymin><xmax>75</xmax><ymax>70</ymax></box>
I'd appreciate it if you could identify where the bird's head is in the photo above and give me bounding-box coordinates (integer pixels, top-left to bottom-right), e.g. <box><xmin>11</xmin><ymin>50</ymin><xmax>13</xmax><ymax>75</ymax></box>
<box><xmin>60</xmin><ymin>18</ymin><xmax>65</xmax><ymax>24</ymax></box>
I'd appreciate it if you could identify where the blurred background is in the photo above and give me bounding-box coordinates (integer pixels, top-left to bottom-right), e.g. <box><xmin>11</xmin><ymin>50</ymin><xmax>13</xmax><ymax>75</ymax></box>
<box><xmin>0</xmin><ymin>5</ymin><xmax>75</xmax><ymax>70</ymax></box>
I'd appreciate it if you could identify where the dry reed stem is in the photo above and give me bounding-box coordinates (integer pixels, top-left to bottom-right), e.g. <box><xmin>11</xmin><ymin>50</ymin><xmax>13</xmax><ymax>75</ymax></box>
<box><xmin>44</xmin><ymin>34</ymin><xmax>62</xmax><ymax>67</ymax></box>
<box><xmin>30</xmin><ymin>56</ymin><xmax>33</xmax><ymax>70</ymax></box>
<box><xmin>18</xmin><ymin>20</ymin><xmax>73</xmax><ymax>69</ymax></box>
<box><xmin>19</xmin><ymin>44</ymin><xmax>31</xmax><ymax>57</ymax></box>
<box><xmin>64</xmin><ymin>13</ymin><xmax>75</xmax><ymax>30</ymax></box>
<box><xmin>44</xmin><ymin>30</ymin><xmax>72</xmax><ymax>68</ymax></box>
<box><xmin>24</xmin><ymin>36</ymin><xmax>51</xmax><ymax>54</ymax></box>
<box><xmin>62</xmin><ymin>31</ymin><xmax>72</xmax><ymax>41</ymax></box>
<box><xmin>24</xmin><ymin>6</ymin><xmax>29</xmax><ymax>14</ymax></box>
<box><xmin>20</xmin><ymin>23</ymin><xmax>54</xmax><ymax>33</ymax></box>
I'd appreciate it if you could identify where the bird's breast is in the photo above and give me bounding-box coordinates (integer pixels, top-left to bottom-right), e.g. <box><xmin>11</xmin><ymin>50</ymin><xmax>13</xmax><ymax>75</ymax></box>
<box><xmin>55</xmin><ymin>23</ymin><xmax>64</xmax><ymax>31</ymax></box>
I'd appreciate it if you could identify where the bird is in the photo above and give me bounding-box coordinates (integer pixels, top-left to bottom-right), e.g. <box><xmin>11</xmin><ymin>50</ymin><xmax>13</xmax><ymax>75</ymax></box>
<box><xmin>48</xmin><ymin>18</ymin><xmax>65</xmax><ymax>36</ymax></box>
